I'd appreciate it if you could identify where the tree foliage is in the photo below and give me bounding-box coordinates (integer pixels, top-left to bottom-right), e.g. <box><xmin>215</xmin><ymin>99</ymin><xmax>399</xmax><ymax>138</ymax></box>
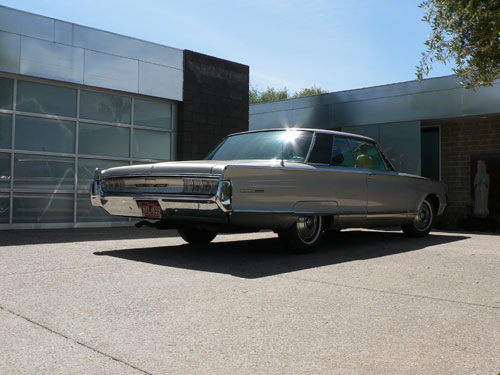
<box><xmin>250</xmin><ymin>85</ymin><xmax>326</xmax><ymax>104</ymax></box>
<box><xmin>417</xmin><ymin>0</ymin><xmax>500</xmax><ymax>88</ymax></box>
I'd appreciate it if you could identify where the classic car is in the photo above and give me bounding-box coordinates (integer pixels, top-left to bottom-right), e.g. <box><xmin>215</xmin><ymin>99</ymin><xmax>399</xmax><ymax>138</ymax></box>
<box><xmin>90</xmin><ymin>128</ymin><xmax>447</xmax><ymax>252</ymax></box>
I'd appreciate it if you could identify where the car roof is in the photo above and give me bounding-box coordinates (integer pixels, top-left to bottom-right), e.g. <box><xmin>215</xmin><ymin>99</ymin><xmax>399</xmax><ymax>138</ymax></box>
<box><xmin>227</xmin><ymin>128</ymin><xmax>375</xmax><ymax>143</ymax></box>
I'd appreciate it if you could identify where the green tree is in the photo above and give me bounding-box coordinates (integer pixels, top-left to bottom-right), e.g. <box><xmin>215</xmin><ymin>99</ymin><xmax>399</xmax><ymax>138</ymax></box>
<box><xmin>417</xmin><ymin>0</ymin><xmax>500</xmax><ymax>88</ymax></box>
<box><xmin>250</xmin><ymin>86</ymin><xmax>326</xmax><ymax>104</ymax></box>
<box><xmin>292</xmin><ymin>86</ymin><xmax>327</xmax><ymax>98</ymax></box>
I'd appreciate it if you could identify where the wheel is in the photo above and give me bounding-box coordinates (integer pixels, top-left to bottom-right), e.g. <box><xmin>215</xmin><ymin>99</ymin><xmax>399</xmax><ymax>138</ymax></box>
<box><xmin>178</xmin><ymin>227</ymin><xmax>217</xmax><ymax>245</ymax></box>
<box><xmin>278</xmin><ymin>216</ymin><xmax>323</xmax><ymax>253</ymax></box>
<box><xmin>402</xmin><ymin>198</ymin><xmax>435</xmax><ymax>237</ymax></box>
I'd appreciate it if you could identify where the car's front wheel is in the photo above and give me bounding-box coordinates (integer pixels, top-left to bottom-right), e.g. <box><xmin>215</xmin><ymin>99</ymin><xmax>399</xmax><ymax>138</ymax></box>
<box><xmin>178</xmin><ymin>227</ymin><xmax>217</xmax><ymax>245</ymax></box>
<box><xmin>401</xmin><ymin>198</ymin><xmax>435</xmax><ymax>237</ymax></box>
<box><xmin>278</xmin><ymin>216</ymin><xmax>323</xmax><ymax>253</ymax></box>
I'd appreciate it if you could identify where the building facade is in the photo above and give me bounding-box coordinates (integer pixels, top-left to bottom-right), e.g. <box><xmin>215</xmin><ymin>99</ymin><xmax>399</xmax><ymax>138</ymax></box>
<box><xmin>0</xmin><ymin>6</ymin><xmax>248</xmax><ymax>229</ymax></box>
<box><xmin>250</xmin><ymin>77</ymin><xmax>500</xmax><ymax>228</ymax></box>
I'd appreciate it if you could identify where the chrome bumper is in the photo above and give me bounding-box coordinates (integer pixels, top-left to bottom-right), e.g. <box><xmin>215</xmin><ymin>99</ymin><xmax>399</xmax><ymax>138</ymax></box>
<box><xmin>91</xmin><ymin>177</ymin><xmax>230</xmax><ymax>223</ymax></box>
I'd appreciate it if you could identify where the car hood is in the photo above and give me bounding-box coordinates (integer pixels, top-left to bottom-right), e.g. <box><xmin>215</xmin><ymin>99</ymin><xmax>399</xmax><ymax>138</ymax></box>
<box><xmin>100</xmin><ymin>159</ymin><xmax>285</xmax><ymax>178</ymax></box>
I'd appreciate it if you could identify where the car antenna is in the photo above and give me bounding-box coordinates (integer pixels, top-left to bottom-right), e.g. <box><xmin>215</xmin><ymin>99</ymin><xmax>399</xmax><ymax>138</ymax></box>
<box><xmin>281</xmin><ymin>143</ymin><xmax>285</xmax><ymax>167</ymax></box>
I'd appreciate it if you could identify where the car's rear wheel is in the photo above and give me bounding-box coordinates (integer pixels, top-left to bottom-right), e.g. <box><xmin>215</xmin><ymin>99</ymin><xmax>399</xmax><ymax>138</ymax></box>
<box><xmin>402</xmin><ymin>198</ymin><xmax>434</xmax><ymax>237</ymax></box>
<box><xmin>278</xmin><ymin>216</ymin><xmax>323</xmax><ymax>253</ymax></box>
<box><xmin>178</xmin><ymin>227</ymin><xmax>217</xmax><ymax>244</ymax></box>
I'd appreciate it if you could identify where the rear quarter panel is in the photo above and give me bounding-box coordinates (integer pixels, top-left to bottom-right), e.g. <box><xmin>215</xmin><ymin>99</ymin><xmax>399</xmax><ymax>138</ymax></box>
<box><xmin>222</xmin><ymin>163</ymin><xmax>367</xmax><ymax>215</ymax></box>
<box><xmin>398</xmin><ymin>173</ymin><xmax>447</xmax><ymax>215</ymax></box>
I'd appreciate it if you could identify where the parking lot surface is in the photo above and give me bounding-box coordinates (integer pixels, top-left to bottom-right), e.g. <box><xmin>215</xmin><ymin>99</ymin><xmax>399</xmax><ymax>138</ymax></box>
<box><xmin>0</xmin><ymin>227</ymin><xmax>499</xmax><ymax>374</ymax></box>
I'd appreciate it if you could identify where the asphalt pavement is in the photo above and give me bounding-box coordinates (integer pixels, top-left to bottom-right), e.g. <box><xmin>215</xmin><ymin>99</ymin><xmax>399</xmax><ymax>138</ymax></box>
<box><xmin>0</xmin><ymin>227</ymin><xmax>499</xmax><ymax>374</ymax></box>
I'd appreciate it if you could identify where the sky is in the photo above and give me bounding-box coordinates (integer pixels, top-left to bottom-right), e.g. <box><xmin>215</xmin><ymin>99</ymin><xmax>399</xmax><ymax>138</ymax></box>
<box><xmin>1</xmin><ymin>0</ymin><xmax>454</xmax><ymax>93</ymax></box>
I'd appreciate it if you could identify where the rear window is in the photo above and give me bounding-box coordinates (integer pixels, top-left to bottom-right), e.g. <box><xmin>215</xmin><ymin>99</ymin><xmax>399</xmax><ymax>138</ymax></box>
<box><xmin>331</xmin><ymin>137</ymin><xmax>356</xmax><ymax>167</ymax></box>
<box><xmin>349</xmin><ymin>138</ymin><xmax>389</xmax><ymax>171</ymax></box>
<box><xmin>308</xmin><ymin>133</ymin><xmax>333</xmax><ymax>164</ymax></box>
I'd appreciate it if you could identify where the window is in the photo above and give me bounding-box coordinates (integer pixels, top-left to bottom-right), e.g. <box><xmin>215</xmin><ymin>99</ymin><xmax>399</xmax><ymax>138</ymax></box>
<box><xmin>421</xmin><ymin>127</ymin><xmax>440</xmax><ymax>180</ymax></box>
<box><xmin>308</xmin><ymin>133</ymin><xmax>333</xmax><ymax>164</ymax></box>
<box><xmin>0</xmin><ymin>153</ymin><xmax>10</xmax><ymax>189</ymax></box>
<box><xmin>0</xmin><ymin>113</ymin><xmax>11</xmax><ymax>149</ymax></box>
<box><xmin>206</xmin><ymin>130</ymin><xmax>313</xmax><ymax>162</ymax></box>
<box><xmin>134</xmin><ymin>99</ymin><xmax>172</xmax><ymax>129</ymax></box>
<box><xmin>0</xmin><ymin>77</ymin><xmax>13</xmax><ymax>110</ymax></box>
<box><xmin>80</xmin><ymin>90</ymin><xmax>131</xmax><ymax>124</ymax></box>
<box><xmin>349</xmin><ymin>139</ymin><xmax>388</xmax><ymax>171</ymax></box>
<box><xmin>79</xmin><ymin>123</ymin><xmax>130</xmax><ymax>158</ymax></box>
<box><xmin>13</xmin><ymin>193</ymin><xmax>74</xmax><ymax>223</ymax></box>
<box><xmin>17</xmin><ymin>81</ymin><xmax>77</xmax><ymax>117</ymax></box>
<box><xmin>14</xmin><ymin>154</ymin><xmax>74</xmax><ymax>190</ymax></box>
<box><xmin>15</xmin><ymin>116</ymin><xmax>75</xmax><ymax>154</ymax></box>
<box><xmin>0</xmin><ymin>75</ymin><xmax>176</xmax><ymax>227</ymax></box>
<box><xmin>331</xmin><ymin>137</ymin><xmax>356</xmax><ymax>168</ymax></box>
<box><xmin>133</xmin><ymin>129</ymin><xmax>171</xmax><ymax>160</ymax></box>
<box><xmin>0</xmin><ymin>193</ymin><xmax>9</xmax><ymax>223</ymax></box>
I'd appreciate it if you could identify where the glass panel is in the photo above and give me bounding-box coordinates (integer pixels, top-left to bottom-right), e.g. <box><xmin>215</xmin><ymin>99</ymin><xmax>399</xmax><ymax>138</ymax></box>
<box><xmin>134</xmin><ymin>99</ymin><xmax>172</xmax><ymax>129</ymax></box>
<box><xmin>14</xmin><ymin>154</ymin><xmax>74</xmax><ymax>190</ymax></box>
<box><xmin>421</xmin><ymin>127</ymin><xmax>440</xmax><ymax>180</ymax></box>
<box><xmin>0</xmin><ymin>153</ymin><xmax>11</xmax><ymax>189</ymax></box>
<box><xmin>80</xmin><ymin>90</ymin><xmax>131</xmax><ymax>124</ymax></box>
<box><xmin>13</xmin><ymin>193</ymin><xmax>73</xmax><ymax>223</ymax></box>
<box><xmin>331</xmin><ymin>137</ymin><xmax>356</xmax><ymax>168</ymax></box>
<box><xmin>79</xmin><ymin>123</ymin><xmax>130</xmax><ymax>158</ymax></box>
<box><xmin>16</xmin><ymin>81</ymin><xmax>77</xmax><ymax>117</ymax></box>
<box><xmin>15</xmin><ymin>116</ymin><xmax>75</xmax><ymax>154</ymax></box>
<box><xmin>76</xmin><ymin>193</ymin><xmax>125</xmax><ymax>222</ymax></box>
<box><xmin>0</xmin><ymin>113</ymin><xmax>11</xmax><ymax>149</ymax></box>
<box><xmin>0</xmin><ymin>77</ymin><xmax>13</xmax><ymax>110</ymax></box>
<box><xmin>349</xmin><ymin>139</ymin><xmax>388</xmax><ymax>171</ymax></box>
<box><xmin>308</xmin><ymin>133</ymin><xmax>333</xmax><ymax>164</ymax></box>
<box><xmin>0</xmin><ymin>193</ymin><xmax>9</xmax><ymax>223</ymax></box>
<box><xmin>379</xmin><ymin>122</ymin><xmax>420</xmax><ymax>174</ymax></box>
<box><xmin>133</xmin><ymin>129</ymin><xmax>171</xmax><ymax>160</ymax></box>
<box><xmin>77</xmin><ymin>158</ymin><xmax>128</xmax><ymax>191</ymax></box>
<box><xmin>206</xmin><ymin>130</ymin><xmax>313</xmax><ymax>162</ymax></box>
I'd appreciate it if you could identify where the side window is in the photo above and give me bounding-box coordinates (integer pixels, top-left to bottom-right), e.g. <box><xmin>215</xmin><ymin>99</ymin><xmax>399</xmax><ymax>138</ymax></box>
<box><xmin>331</xmin><ymin>137</ymin><xmax>356</xmax><ymax>167</ymax></box>
<box><xmin>308</xmin><ymin>133</ymin><xmax>333</xmax><ymax>164</ymax></box>
<box><xmin>349</xmin><ymin>139</ymin><xmax>388</xmax><ymax>171</ymax></box>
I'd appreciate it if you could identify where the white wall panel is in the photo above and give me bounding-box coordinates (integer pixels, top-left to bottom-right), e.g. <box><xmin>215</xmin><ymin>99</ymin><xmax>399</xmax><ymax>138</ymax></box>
<box><xmin>84</xmin><ymin>50</ymin><xmax>138</xmax><ymax>93</ymax></box>
<box><xmin>139</xmin><ymin>62</ymin><xmax>182</xmax><ymax>101</ymax></box>
<box><xmin>0</xmin><ymin>6</ymin><xmax>184</xmax><ymax>101</ymax></box>
<box><xmin>20</xmin><ymin>37</ymin><xmax>84</xmax><ymax>84</ymax></box>
<box><xmin>54</xmin><ymin>20</ymin><xmax>73</xmax><ymax>45</ymax></box>
<box><xmin>73</xmin><ymin>25</ymin><xmax>182</xmax><ymax>69</ymax></box>
<box><xmin>0</xmin><ymin>31</ymin><xmax>20</xmax><ymax>74</ymax></box>
<box><xmin>0</xmin><ymin>6</ymin><xmax>54</xmax><ymax>41</ymax></box>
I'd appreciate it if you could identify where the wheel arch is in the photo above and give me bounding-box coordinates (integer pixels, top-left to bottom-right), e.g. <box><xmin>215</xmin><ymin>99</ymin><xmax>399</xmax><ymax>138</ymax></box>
<box><xmin>425</xmin><ymin>194</ymin><xmax>440</xmax><ymax>214</ymax></box>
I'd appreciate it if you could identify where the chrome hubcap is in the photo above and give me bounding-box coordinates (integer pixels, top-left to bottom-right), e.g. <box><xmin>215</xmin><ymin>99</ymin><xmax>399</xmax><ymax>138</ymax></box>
<box><xmin>296</xmin><ymin>216</ymin><xmax>321</xmax><ymax>244</ymax></box>
<box><xmin>414</xmin><ymin>201</ymin><xmax>432</xmax><ymax>231</ymax></box>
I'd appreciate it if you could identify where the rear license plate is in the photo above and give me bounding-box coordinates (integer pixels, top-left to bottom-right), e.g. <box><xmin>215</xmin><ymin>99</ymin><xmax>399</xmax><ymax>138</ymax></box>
<box><xmin>140</xmin><ymin>201</ymin><xmax>162</xmax><ymax>219</ymax></box>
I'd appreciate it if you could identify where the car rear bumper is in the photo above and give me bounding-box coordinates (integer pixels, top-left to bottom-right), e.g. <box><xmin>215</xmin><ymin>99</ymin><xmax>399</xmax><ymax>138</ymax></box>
<box><xmin>91</xmin><ymin>180</ymin><xmax>229</xmax><ymax>224</ymax></box>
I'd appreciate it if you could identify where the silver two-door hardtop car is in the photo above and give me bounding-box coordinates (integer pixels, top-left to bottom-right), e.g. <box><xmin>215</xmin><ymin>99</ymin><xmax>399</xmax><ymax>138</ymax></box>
<box><xmin>91</xmin><ymin>128</ymin><xmax>447</xmax><ymax>252</ymax></box>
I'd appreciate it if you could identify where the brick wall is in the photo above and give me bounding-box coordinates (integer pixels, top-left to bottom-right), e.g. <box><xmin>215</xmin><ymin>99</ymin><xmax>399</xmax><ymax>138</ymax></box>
<box><xmin>436</xmin><ymin>116</ymin><xmax>500</xmax><ymax>226</ymax></box>
<box><xmin>177</xmin><ymin>50</ymin><xmax>249</xmax><ymax>160</ymax></box>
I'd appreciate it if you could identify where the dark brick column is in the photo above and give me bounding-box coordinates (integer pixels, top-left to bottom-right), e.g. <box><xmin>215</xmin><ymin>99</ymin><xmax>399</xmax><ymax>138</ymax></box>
<box><xmin>177</xmin><ymin>50</ymin><xmax>249</xmax><ymax>160</ymax></box>
<box><xmin>437</xmin><ymin>116</ymin><xmax>500</xmax><ymax>227</ymax></box>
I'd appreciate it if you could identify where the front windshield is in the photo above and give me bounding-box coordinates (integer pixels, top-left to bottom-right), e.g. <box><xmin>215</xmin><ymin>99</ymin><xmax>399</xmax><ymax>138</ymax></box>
<box><xmin>205</xmin><ymin>130</ymin><xmax>314</xmax><ymax>162</ymax></box>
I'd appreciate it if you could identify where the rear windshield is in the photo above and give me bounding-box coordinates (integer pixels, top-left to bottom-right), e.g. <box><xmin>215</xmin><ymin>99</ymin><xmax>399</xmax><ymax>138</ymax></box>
<box><xmin>205</xmin><ymin>130</ymin><xmax>314</xmax><ymax>162</ymax></box>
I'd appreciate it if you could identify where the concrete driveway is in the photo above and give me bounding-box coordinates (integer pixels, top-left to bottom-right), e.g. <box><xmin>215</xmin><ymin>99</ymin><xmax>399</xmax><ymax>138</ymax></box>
<box><xmin>0</xmin><ymin>228</ymin><xmax>499</xmax><ymax>374</ymax></box>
